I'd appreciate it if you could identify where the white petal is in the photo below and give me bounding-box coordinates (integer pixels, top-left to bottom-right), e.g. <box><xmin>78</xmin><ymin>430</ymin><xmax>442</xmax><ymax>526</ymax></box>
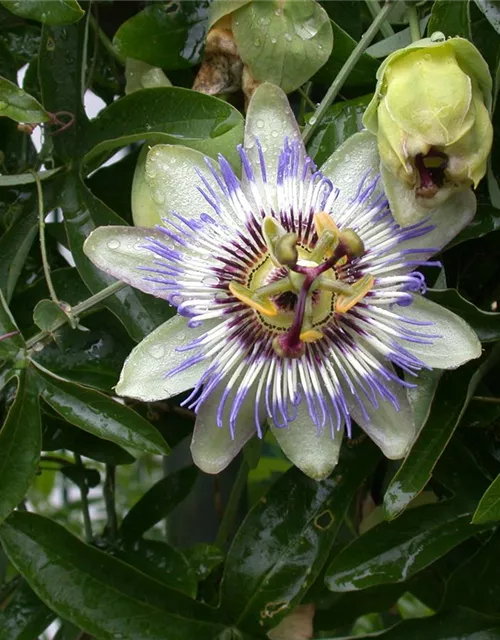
<box><xmin>83</xmin><ymin>226</ymin><xmax>178</xmax><ymax>300</ymax></box>
<box><xmin>271</xmin><ymin>401</ymin><xmax>343</xmax><ymax>480</ymax></box>
<box><xmin>381</xmin><ymin>164</ymin><xmax>477</xmax><ymax>254</ymax></box>
<box><xmin>142</xmin><ymin>144</ymin><xmax>219</xmax><ymax>226</ymax></box>
<box><xmin>319</xmin><ymin>130</ymin><xmax>380</xmax><ymax>212</ymax></box>
<box><xmin>406</xmin><ymin>368</ymin><xmax>442</xmax><ymax>436</ymax></box>
<box><xmin>347</xmin><ymin>376</ymin><xmax>416</xmax><ymax>459</ymax></box>
<box><xmin>398</xmin><ymin>295</ymin><xmax>482</xmax><ymax>369</ymax></box>
<box><xmin>244</xmin><ymin>83</ymin><xmax>305</xmax><ymax>203</ymax></box>
<box><xmin>116</xmin><ymin>315</ymin><xmax>214</xmax><ymax>402</ymax></box>
<box><xmin>190</xmin><ymin>379</ymin><xmax>264</xmax><ymax>474</ymax></box>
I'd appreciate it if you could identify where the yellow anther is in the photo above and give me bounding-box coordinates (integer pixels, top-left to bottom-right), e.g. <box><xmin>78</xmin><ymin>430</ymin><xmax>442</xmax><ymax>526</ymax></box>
<box><xmin>229</xmin><ymin>281</ymin><xmax>278</xmax><ymax>317</ymax></box>
<box><xmin>314</xmin><ymin>211</ymin><xmax>339</xmax><ymax>236</ymax></box>
<box><xmin>335</xmin><ymin>274</ymin><xmax>374</xmax><ymax>314</ymax></box>
<box><xmin>299</xmin><ymin>328</ymin><xmax>324</xmax><ymax>343</ymax></box>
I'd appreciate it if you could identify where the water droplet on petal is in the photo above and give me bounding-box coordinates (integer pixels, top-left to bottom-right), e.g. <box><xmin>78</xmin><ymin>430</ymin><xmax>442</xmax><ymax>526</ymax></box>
<box><xmin>271</xmin><ymin>130</ymin><xmax>278</xmax><ymax>138</ymax></box>
<box><xmin>275</xmin><ymin>8</ymin><xmax>282</xmax><ymax>16</ymax></box>
<box><xmin>309</xmin><ymin>116</ymin><xmax>317</xmax><ymax>125</ymax></box>
<box><xmin>271</xmin><ymin>37</ymin><xmax>277</xmax><ymax>44</ymax></box>
<box><xmin>284</xmin><ymin>33</ymin><xmax>292</xmax><ymax>42</ymax></box>
<box><xmin>256</xmin><ymin>119</ymin><xmax>265</xmax><ymax>129</ymax></box>
<box><xmin>153</xmin><ymin>189</ymin><xmax>165</xmax><ymax>204</ymax></box>
<box><xmin>107</xmin><ymin>239</ymin><xmax>120</xmax><ymax>249</ymax></box>
<box><xmin>254</xmin><ymin>37</ymin><xmax>261</xmax><ymax>47</ymax></box>
<box><xmin>149</xmin><ymin>344</ymin><xmax>165</xmax><ymax>359</ymax></box>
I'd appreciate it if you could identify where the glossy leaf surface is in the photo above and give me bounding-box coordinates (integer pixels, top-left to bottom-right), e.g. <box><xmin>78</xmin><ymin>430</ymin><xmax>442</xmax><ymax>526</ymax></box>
<box><xmin>221</xmin><ymin>438</ymin><xmax>380</xmax><ymax>633</ymax></box>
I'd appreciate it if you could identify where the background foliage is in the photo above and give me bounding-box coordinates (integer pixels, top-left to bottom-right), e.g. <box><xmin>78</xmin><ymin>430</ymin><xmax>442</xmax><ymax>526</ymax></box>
<box><xmin>2</xmin><ymin>0</ymin><xmax>500</xmax><ymax>638</ymax></box>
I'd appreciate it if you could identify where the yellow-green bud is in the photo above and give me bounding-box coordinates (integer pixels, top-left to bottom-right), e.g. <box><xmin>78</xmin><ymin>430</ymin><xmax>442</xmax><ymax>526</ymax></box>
<box><xmin>363</xmin><ymin>34</ymin><xmax>493</xmax><ymax>208</ymax></box>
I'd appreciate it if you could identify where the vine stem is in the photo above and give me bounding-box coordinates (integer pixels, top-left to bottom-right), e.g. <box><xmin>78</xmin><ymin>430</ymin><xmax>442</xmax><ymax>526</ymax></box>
<box><xmin>89</xmin><ymin>13</ymin><xmax>126</xmax><ymax>65</ymax></box>
<box><xmin>214</xmin><ymin>460</ymin><xmax>249</xmax><ymax>548</ymax></box>
<box><xmin>407</xmin><ymin>3</ymin><xmax>421</xmax><ymax>43</ymax></box>
<box><xmin>33</xmin><ymin>171</ymin><xmax>59</xmax><ymax>305</ymax></box>
<box><xmin>364</xmin><ymin>0</ymin><xmax>395</xmax><ymax>39</ymax></box>
<box><xmin>302</xmin><ymin>0</ymin><xmax>394</xmax><ymax>145</ymax></box>
<box><xmin>74</xmin><ymin>453</ymin><xmax>93</xmax><ymax>544</ymax></box>
<box><xmin>472</xmin><ymin>396</ymin><xmax>500</xmax><ymax>404</ymax></box>
<box><xmin>104</xmin><ymin>465</ymin><xmax>118</xmax><ymax>543</ymax></box>
<box><xmin>25</xmin><ymin>280</ymin><xmax>127</xmax><ymax>349</ymax></box>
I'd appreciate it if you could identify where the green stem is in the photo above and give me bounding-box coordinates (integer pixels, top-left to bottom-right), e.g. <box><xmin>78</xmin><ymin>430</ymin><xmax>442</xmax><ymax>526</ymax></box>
<box><xmin>74</xmin><ymin>454</ymin><xmax>93</xmax><ymax>543</ymax></box>
<box><xmin>33</xmin><ymin>171</ymin><xmax>59</xmax><ymax>305</ymax></box>
<box><xmin>407</xmin><ymin>3</ymin><xmax>421</xmax><ymax>43</ymax></box>
<box><xmin>298</xmin><ymin>85</ymin><xmax>316</xmax><ymax>112</ymax></box>
<box><xmin>25</xmin><ymin>280</ymin><xmax>127</xmax><ymax>349</ymax></box>
<box><xmin>104</xmin><ymin>464</ymin><xmax>118</xmax><ymax>543</ymax></box>
<box><xmin>472</xmin><ymin>396</ymin><xmax>500</xmax><ymax>404</ymax></box>
<box><xmin>89</xmin><ymin>13</ymin><xmax>125</xmax><ymax>65</ymax></box>
<box><xmin>214</xmin><ymin>460</ymin><xmax>249</xmax><ymax>548</ymax></box>
<box><xmin>364</xmin><ymin>0</ymin><xmax>395</xmax><ymax>39</ymax></box>
<box><xmin>302</xmin><ymin>0</ymin><xmax>394</xmax><ymax>145</ymax></box>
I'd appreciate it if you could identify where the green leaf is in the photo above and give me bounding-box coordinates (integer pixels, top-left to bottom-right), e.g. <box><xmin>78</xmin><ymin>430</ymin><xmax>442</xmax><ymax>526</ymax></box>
<box><xmin>445</xmin><ymin>530</ymin><xmax>500</xmax><ymax>612</ymax></box>
<box><xmin>340</xmin><ymin>608</ymin><xmax>500</xmax><ymax>639</ymax></box>
<box><xmin>0</xmin><ymin>370</ymin><xmax>41</xmax><ymax>525</ymax></box>
<box><xmin>472</xmin><ymin>473</ymin><xmax>500</xmax><ymax>523</ymax></box>
<box><xmin>365</xmin><ymin>18</ymin><xmax>430</xmax><ymax>58</ymax></box>
<box><xmin>119</xmin><ymin>466</ymin><xmax>198</xmax><ymax>542</ymax></box>
<box><xmin>33</xmin><ymin>299</ymin><xmax>70</xmax><ymax>333</ymax></box>
<box><xmin>306</xmin><ymin>94</ymin><xmax>372</xmax><ymax>166</ymax></box>
<box><xmin>232</xmin><ymin>0</ymin><xmax>333</xmax><ymax>94</ymax></box>
<box><xmin>34</xmin><ymin>366</ymin><xmax>170</xmax><ymax>456</ymax></box>
<box><xmin>61</xmin><ymin>173</ymin><xmax>172</xmax><ymax>343</ymax></box>
<box><xmin>427</xmin><ymin>288</ymin><xmax>500</xmax><ymax>343</ymax></box>
<box><xmin>221</xmin><ymin>437</ymin><xmax>380</xmax><ymax>634</ymax></box>
<box><xmin>117</xmin><ymin>539</ymin><xmax>197</xmax><ymax>597</ymax></box>
<box><xmin>0</xmin><ymin>579</ymin><xmax>55</xmax><ymax>640</ymax></box>
<box><xmin>0</xmin><ymin>511</ymin><xmax>233</xmax><ymax>640</ymax></box>
<box><xmin>325</xmin><ymin>503</ymin><xmax>485</xmax><ymax>593</ymax></box>
<box><xmin>43</xmin><ymin>414</ymin><xmax>135</xmax><ymax>465</ymax></box>
<box><xmin>473</xmin><ymin>0</ymin><xmax>500</xmax><ymax>35</ymax></box>
<box><xmin>314</xmin><ymin>20</ymin><xmax>379</xmax><ymax>90</ymax></box>
<box><xmin>0</xmin><ymin>0</ymin><xmax>84</xmax><ymax>25</ymax></box>
<box><xmin>428</xmin><ymin>0</ymin><xmax>471</xmax><ymax>39</ymax></box>
<box><xmin>114</xmin><ymin>1</ymin><xmax>209</xmax><ymax>70</ymax></box>
<box><xmin>0</xmin><ymin>75</ymin><xmax>48</xmax><ymax>124</ymax></box>
<box><xmin>384</xmin><ymin>348</ymin><xmax>500</xmax><ymax>520</ymax></box>
<box><xmin>83</xmin><ymin>87</ymin><xmax>244</xmax><ymax>171</ymax></box>
<box><xmin>0</xmin><ymin>288</ymin><xmax>24</xmax><ymax>358</ymax></box>
<box><xmin>449</xmin><ymin>203</ymin><xmax>500</xmax><ymax>247</ymax></box>
<box><xmin>185</xmin><ymin>543</ymin><xmax>225</xmax><ymax>581</ymax></box>
<box><xmin>0</xmin><ymin>189</ymin><xmax>42</xmax><ymax>303</ymax></box>
<box><xmin>208</xmin><ymin>0</ymin><xmax>251</xmax><ymax>28</ymax></box>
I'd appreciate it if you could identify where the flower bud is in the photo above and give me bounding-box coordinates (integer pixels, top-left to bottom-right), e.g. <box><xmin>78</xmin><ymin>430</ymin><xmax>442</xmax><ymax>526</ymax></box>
<box><xmin>363</xmin><ymin>34</ymin><xmax>493</xmax><ymax>211</ymax></box>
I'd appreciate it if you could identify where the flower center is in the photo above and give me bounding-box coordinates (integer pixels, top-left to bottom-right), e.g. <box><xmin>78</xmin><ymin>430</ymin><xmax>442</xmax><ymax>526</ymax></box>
<box><xmin>415</xmin><ymin>147</ymin><xmax>448</xmax><ymax>198</ymax></box>
<box><xmin>228</xmin><ymin>212</ymin><xmax>374</xmax><ymax>359</ymax></box>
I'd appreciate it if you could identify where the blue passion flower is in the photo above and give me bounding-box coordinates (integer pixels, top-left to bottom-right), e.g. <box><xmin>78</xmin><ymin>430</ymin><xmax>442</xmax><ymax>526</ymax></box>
<box><xmin>84</xmin><ymin>83</ymin><xmax>480</xmax><ymax>479</ymax></box>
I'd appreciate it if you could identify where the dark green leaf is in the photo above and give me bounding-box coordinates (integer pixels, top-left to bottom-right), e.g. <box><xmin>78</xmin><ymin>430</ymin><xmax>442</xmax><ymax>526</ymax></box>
<box><xmin>449</xmin><ymin>204</ymin><xmax>500</xmax><ymax>246</ymax></box>
<box><xmin>185</xmin><ymin>543</ymin><xmax>225</xmax><ymax>581</ymax></box>
<box><xmin>0</xmin><ymin>579</ymin><xmax>55</xmax><ymax>640</ymax></box>
<box><xmin>427</xmin><ymin>288</ymin><xmax>500</xmax><ymax>343</ymax></box>
<box><xmin>0</xmin><ymin>370</ymin><xmax>41</xmax><ymax>525</ymax></box>
<box><xmin>428</xmin><ymin>0</ymin><xmax>471</xmax><ymax>39</ymax></box>
<box><xmin>0</xmin><ymin>168</ymin><xmax>61</xmax><ymax>187</ymax></box>
<box><xmin>61</xmin><ymin>173</ymin><xmax>173</xmax><ymax>342</ymax></box>
<box><xmin>34</xmin><ymin>366</ymin><xmax>170</xmax><ymax>455</ymax></box>
<box><xmin>0</xmin><ymin>288</ymin><xmax>24</xmax><ymax>358</ymax></box>
<box><xmin>472</xmin><ymin>473</ymin><xmax>500</xmax><ymax>523</ymax></box>
<box><xmin>343</xmin><ymin>608</ymin><xmax>500</xmax><ymax>639</ymax></box>
<box><xmin>473</xmin><ymin>0</ymin><xmax>500</xmax><ymax>35</ymax></box>
<box><xmin>39</xmin><ymin>22</ymin><xmax>87</xmax><ymax>161</ymax></box>
<box><xmin>60</xmin><ymin>464</ymin><xmax>100</xmax><ymax>490</ymax></box>
<box><xmin>117</xmin><ymin>539</ymin><xmax>197</xmax><ymax>596</ymax></box>
<box><xmin>0</xmin><ymin>511</ymin><xmax>232</xmax><ymax>640</ymax></box>
<box><xmin>306</xmin><ymin>94</ymin><xmax>371</xmax><ymax>165</ymax></box>
<box><xmin>113</xmin><ymin>1</ymin><xmax>209</xmax><ymax>70</ymax></box>
<box><xmin>325</xmin><ymin>503</ymin><xmax>485</xmax><ymax>593</ymax></box>
<box><xmin>314</xmin><ymin>20</ymin><xmax>379</xmax><ymax>91</ymax></box>
<box><xmin>384</xmin><ymin>347</ymin><xmax>500</xmax><ymax>520</ymax></box>
<box><xmin>83</xmin><ymin>87</ymin><xmax>244</xmax><ymax>171</ymax></box>
<box><xmin>0</xmin><ymin>0</ymin><xmax>84</xmax><ymax>25</ymax></box>
<box><xmin>0</xmin><ymin>25</ymin><xmax>41</xmax><ymax>65</ymax></box>
<box><xmin>221</xmin><ymin>437</ymin><xmax>380</xmax><ymax>634</ymax></box>
<box><xmin>42</xmin><ymin>413</ymin><xmax>135</xmax><ymax>465</ymax></box>
<box><xmin>119</xmin><ymin>466</ymin><xmax>198</xmax><ymax>542</ymax></box>
<box><xmin>0</xmin><ymin>75</ymin><xmax>49</xmax><ymax>123</ymax></box>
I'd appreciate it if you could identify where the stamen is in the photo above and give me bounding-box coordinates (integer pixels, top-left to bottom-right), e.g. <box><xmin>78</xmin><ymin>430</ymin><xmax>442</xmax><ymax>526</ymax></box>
<box><xmin>229</xmin><ymin>281</ymin><xmax>278</xmax><ymax>317</ymax></box>
<box><xmin>336</xmin><ymin>274</ymin><xmax>375</xmax><ymax>313</ymax></box>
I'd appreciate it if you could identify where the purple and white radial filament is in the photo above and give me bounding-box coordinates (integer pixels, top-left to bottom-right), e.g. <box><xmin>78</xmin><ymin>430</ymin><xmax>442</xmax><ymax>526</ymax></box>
<box><xmin>140</xmin><ymin>139</ymin><xmax>441</xmax><ymax>439</ymax></box>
